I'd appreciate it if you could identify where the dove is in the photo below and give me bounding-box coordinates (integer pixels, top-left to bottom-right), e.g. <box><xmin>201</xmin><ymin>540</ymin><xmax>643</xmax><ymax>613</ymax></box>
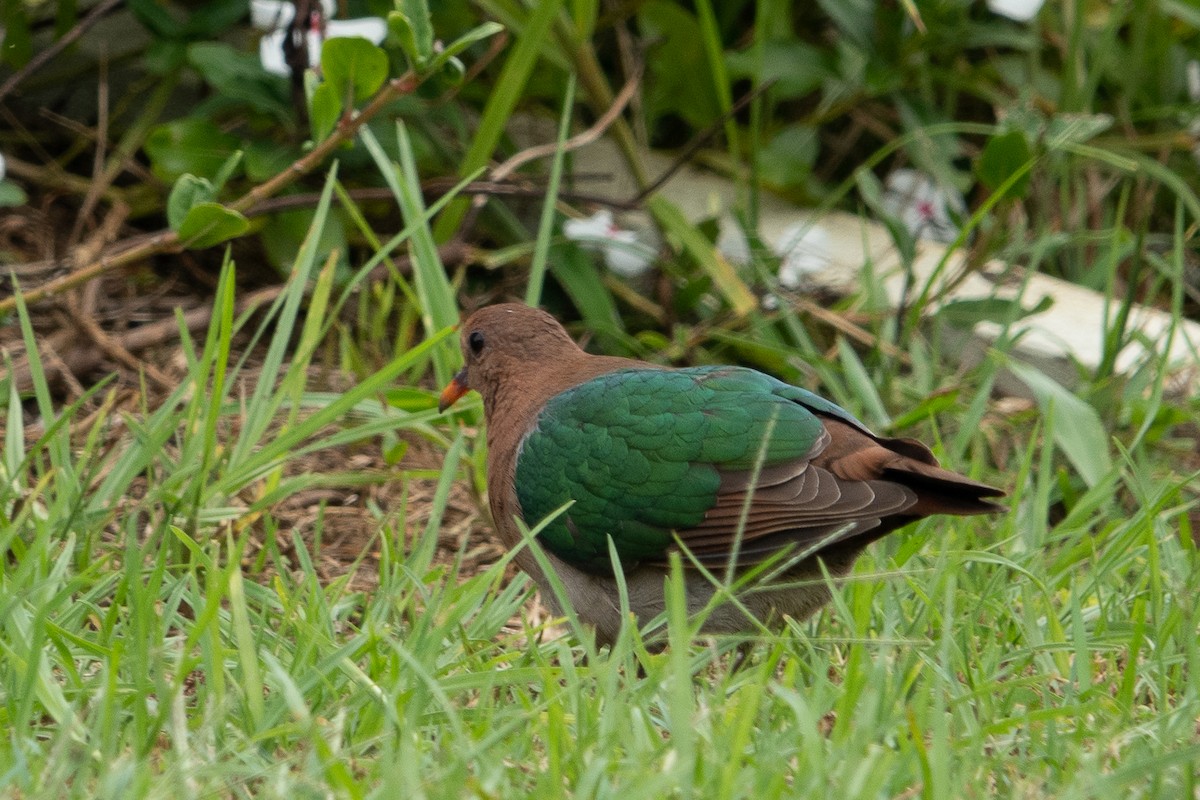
<box><xmin>439</xmin><ymin>303</ymin><xmax>1004</xmax><ymax>646</ymax></box>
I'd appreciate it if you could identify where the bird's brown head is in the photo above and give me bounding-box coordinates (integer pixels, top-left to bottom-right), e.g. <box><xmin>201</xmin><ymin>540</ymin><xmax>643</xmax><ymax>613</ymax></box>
<box><xmin>438</xmin><ymin>304</ymin><xmax>584</xmax><ymax>413</ymax></box>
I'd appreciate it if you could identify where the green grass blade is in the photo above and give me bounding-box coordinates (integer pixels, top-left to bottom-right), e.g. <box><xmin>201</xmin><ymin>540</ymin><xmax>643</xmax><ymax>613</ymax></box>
<box><xmin>432</xmin><ymin>0</ymin><xmax>565</xmax><ymax>240</ymax></box>
<box><xmin>525</xmin><ymin>75</ymin><xmax>576</xmax><ymax>307</ymax></box>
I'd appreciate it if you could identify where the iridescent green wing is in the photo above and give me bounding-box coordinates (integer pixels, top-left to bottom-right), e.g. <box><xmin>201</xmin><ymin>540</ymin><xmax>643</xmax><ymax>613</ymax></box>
<box><xmin>514</xmin><ymin>366</ymin><xmax>837</xmax><ymax>572</ymax></box>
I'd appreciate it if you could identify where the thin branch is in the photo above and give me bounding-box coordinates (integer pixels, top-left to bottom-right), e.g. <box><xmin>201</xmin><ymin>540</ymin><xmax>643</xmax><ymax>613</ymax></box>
<box><xmin>71</xmin><ymin>50</ymin><xmax>112</xmax><ymax>247</ymax></box>
<box><xmin>785</xmin><ymin>294</ymin><xmax>911</xmax><ymax>365</ymax></box>
<box><xmin>490</xmin><ymin>67</ymin><xmax>642</xmax><ymax>183</ymax></box>
<box><xmin>70</xmin><ymin>305</ymin><xmax>176</xmax><ymax>390</ymax></box>
<box><xmin>230</xmin><ymin>72</ymin><xmax>420</xmax><ymax>215</ymax></box>
<box><xmin>457</xmin><ymin>68</ymin><xmax>642</xmax><ymax>239</ymax></box>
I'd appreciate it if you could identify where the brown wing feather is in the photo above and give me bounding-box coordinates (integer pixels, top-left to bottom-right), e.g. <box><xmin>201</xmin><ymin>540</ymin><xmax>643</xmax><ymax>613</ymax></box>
<box><xmin>651</xmin><ymin>414</ymin><xmax>1003</xmax><ymax>570</ymax></box>
<box><xmin>816</xmin><ymin>419</ymin><xmax>1005</xmax><ymax>515</ymax></box>
<box><xmin>648</xmin><ymin>464</ymin><xmax>917</xmax><ymax>568</ymax></box>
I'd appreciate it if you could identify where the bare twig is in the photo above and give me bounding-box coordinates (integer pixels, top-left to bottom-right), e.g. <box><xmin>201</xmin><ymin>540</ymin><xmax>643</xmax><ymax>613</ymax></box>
<box><xmin>230</xmin><ymin>73</ymin><xmax>421</xmax><ymax>216</ymax></box>
<box><xmin>2</xmin><ymin>154</ymin><xmax>132</xmax><ymax>201</ymax></box>
<box><xmin>37</xmin><ymin>331</ymin><xmax>88</xmax><ymax>398</ymax></box>
<box><xmin>38</xmin><ymin>106</ymin><xmax>160</xmax><ymax>187</ymax></box>
<box><xmin>612</xmin><ymin>13</ymin><xmax>648</xmax><ymax>149</ymax></box>
<box><xmin>71</xmin><ymin>308</ymin><xmax>176</xmax><ymax>390</ymax></box>
<box><xmin>439</xmin><ymin>31</ymin><xmax>509</xmax><ymax>104</ymax></box>
<box><xmin>71</xmin><ymin>51</ymin><xmax>112</xmax><ymax>247</ymax></box>
<box><xmin>0</xmin><ymin>230</ymin><xmax>175</xmax><ymax>314</ymax></box>
<box><xmin>785</xmin><ymin>294</ymin><xmax>911</xmax><ymax>365</ymax></box>
<box><xmin>363</xmin><ymin>240</ymin><xmax>475</xmax><ymax>284</ymax></box>
<box><xmin>125</xmin><ymin>286</ymin><xmax>284</xmax><ymax>351</ymax></box>
<box><xmin>491</xmin><ymin>69</ymin><xmax>642</xmax><ymax>183</ymax></box>
<box><xmin>75</xmin><ymin>202</ymin><xmax>130</xmax><ymax>268</ymax></box>
<box><xmin>456</xmin><ymin>68</ymin><xmax>643</xmax><ymax>239</ymax></box>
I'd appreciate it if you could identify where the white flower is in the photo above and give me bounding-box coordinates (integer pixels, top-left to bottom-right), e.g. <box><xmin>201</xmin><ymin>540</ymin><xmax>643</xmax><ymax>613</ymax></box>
<box><xmin>773</xmin><ymin>222</ymin><xmax>832</xmax><ymax>288</ymax></box>
<box><xmin>327</xmin><ymin>17</ymin><xmax>387</xmax><ymax>44</ymax></box>
<box><xmin>249</xmin><ymin>0</ymin><xmax>334</xmax><ymax>31</ymax></box>
<box><xmin>880</xmin><ymin>168</ymin><xmax>966</xmax><ymax>244</ymax></box>
<box><xmin>259</xmin><ymin>29</ymin><xmax>320</xmax><ymax>77</ymax></box>
<box><xmin>253</xmin><ymin>0</ymin><xmax>386</xmax><ymax>78</ymax></box>
<box><xmin>563</xmin><ymin>210</ymin><xmax>656</xmax><ymax>277</ymax></box>
<box><xmin>986</xmin><ymin>0</ymin><xmax>1045</xmax><ymax>22</ymax></box>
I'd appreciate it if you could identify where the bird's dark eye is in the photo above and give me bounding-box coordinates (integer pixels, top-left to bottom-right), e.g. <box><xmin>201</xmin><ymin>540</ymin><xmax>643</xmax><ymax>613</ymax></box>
<box><xmin>468</xmin><ymin>331</ymin><xmax>485</xmax><ymax>355</ymax></box>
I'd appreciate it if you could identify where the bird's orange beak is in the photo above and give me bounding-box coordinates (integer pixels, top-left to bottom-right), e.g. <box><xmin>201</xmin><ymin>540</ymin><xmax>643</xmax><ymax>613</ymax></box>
<box><xmin>438</xmin><ymin>367</ymin><xmax>470</xmax><ymax>413</ymax></box>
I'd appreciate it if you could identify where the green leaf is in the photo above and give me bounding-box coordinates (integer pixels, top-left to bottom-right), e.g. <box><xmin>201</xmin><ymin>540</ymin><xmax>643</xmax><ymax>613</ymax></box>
<box><xmin>244</xmin><ymin>140</ymin><xmax>297</xmax><ymax>182</ymax></box>
<box><xmin>890</xmin><ymin>390</ymin><xmax>959</xmax><ymax>431</ymax></box>
<box><xmin>426</xmin><ymin>22</ymin><xmax>504</xmax><ymax>75</ymax></box>
<box><xmin>308</xmin><ymin>80</ymin><xmax>342</xmax><ymax>143</ymax></box>
<box><xmin>321</xmin><ymin>37</ymin><xmax>388</xmax><ymax>105</ymax></box>
<box><xmin>126</xmin><ymin>0</ymin><xmax>179</xmax><ymax>40</ymax></box>
<box><xmin>186</xmin><ymin>42</ymin><xmax>291</xmax><ymax>121</ymax></box>
<box><xmin>389</xmin><ymin>0</ymin><xmax>434</xmax><ymax>67</ymax></box>
<box><xmin>210</xmin><ymin>150</ymin><xmax>244</xmax><ymax>193</ymax></box>
<box><xmin>815</xmin><ymin>0</ymin><xmax>875</xmax><ymax>49</ymax></box>
<box><xmin>383</xmin><ymin>388</ymin><xmax>437</xmax><ymax>412</ymax></box>
<box><xmin>144</xmin><ymin>119</ymin><xmax>239</xmax><ymax>183</ymax></box>
<box><xmin>165</xmin><ymin>154</ymin><xmax>242</xmax><ymax>231</ymax></box>
<box><xmin>177</xmin><ymin>203</ymin><xmax>251</xmax><ymax>249</ymax></box>
<box><xmin>0</xmin><ymin>3</ymin><xmax>32</xmax><ymax>67</ymax></box>
<box><xmin>383</xmin><ymin>438</ymin><xmax>409</xmax><ymax>466</ymax></box>
<box><xmin>837</xmin><ymin>339</ymin><xmax>888</xmax><ymax>430</ymax></box>
<box><xmin>758</xmin><ymin>125</ymin><xmax>820</xmax><ymax>188</ymax></box>
<box><xmin>128</xmin><ymin>0</ymin><xmax>245</xmax><ymax>40</ymax></box>
<box><xmin>1045</xmin><ymin>113</ymin><xmax>1114</xmax><ymax>148</ymax></box>
<box><xmin>167</xmin><ymin>175</ymin><xmax>216</xmax><ymax>231</ymax></box>
<box><xmin>358</xmin><ymin>123</ymin><xmax>460</xmax><ymax>385</ymax></box>
<box><xmin>0</xmin><ymin>181</ymin><xmax>28</xmax><ymax>207</ymax></box>
<box><xmin>260</xmin><ymin>208</ymin><xmax>347</xmax><ymax>274</ymax></box>
<box><xmin>637</xmin><ymin>1</ymin><xmax>721</xmax><ymax>130</ymax></box>
<box><xmin>548</xmin><ymin>244</ymin><xmax>625</xmax><ymax>352</ymax></box>
<box><xmin>1009</xmin><ymin>361</ymin><xmax>1113</xmax><ymax>488</ymax></box>
<box><xmin>144</xmin><ymin>39</ymin><xmax>188</xmax><ymax>75</ymax></box>
<box><xmin>976</xmin><ymin>130</ymin><xmax>1033</xmax><ymax>198</ymax></box>
<box><xmin>937</xmin><ymin>295</ymin><xmax>1053</xmax><ymax>328</ymax></box>
<box><xmin>439</xmin><ymin>56</ymin><xmax>466</xmax><ymax>84</ymax></box>
<box><xmin>726</xmin><ymin>41</ymin><xmax>828</xmax><ymax>99</ymax></box>
<box><xmin>182</xmin><ymin>0</ymin><xmax>246</xmax><ymax>37</ymax></box>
